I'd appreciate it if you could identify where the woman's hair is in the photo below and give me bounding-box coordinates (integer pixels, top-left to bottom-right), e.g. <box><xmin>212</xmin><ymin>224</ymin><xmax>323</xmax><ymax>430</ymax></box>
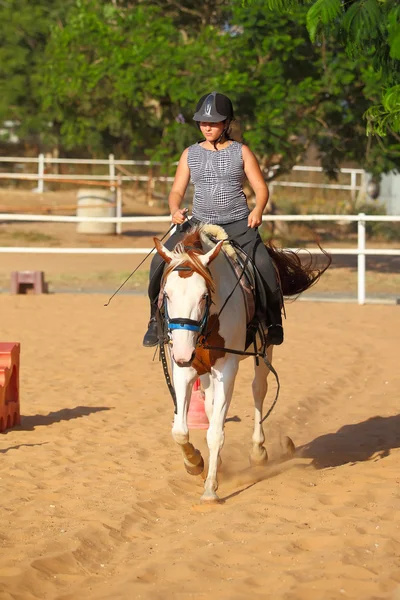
<box><xmin>213</xmin><ymin>120</ymin><xmax>233</xmax><ymax>150</ymax></box>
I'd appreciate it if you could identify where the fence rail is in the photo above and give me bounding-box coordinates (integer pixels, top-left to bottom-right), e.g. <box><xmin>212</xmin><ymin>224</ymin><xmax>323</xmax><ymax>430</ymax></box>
<box><xmin>0</xmin><ymin>212</ymin><xmax>399</xmax><ymax>305</ymax></box>
<box><xmin>0</xmin><ymin>153</ymin><xmax>366</xmax><ymax>199</ymax></box>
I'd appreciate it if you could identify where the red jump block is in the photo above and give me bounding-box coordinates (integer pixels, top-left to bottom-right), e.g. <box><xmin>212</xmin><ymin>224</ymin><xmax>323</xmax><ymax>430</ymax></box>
<box><xmin>0</xmin><ymin>343</ymin><xmax>20</xmax><ymax>433</ymax></box>
<box><xmin>11</xmin><ymin>271</ymin><xmax>47</xmax><ymax>294</ymax></box>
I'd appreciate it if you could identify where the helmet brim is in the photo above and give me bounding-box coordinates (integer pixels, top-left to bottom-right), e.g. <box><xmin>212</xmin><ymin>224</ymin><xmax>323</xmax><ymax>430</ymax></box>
<box><xmin>192</xmin><ymin>113</ymin><xmax>227</xmax><ymax>123</ymax></box>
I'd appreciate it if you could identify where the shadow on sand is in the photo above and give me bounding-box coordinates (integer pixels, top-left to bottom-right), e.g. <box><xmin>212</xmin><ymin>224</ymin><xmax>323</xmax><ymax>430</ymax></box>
<box><xmin>7</xmin><ymin>406</ymin><xmax>112</xmax><ymax>433</ymax></box>
<box><xmin>0</xmin><ymin>442</ymin><xmax>49</xmax><ymax>454</ymax></box>
<box><xmin>216</xmin><ymin>415</ymin><xmax>400</xmax><ymax>501</ymax></box>
<box><xmin>298</xmin><ymin>414</ymin><xmax>400</xmax><ymax>468</ymax></box>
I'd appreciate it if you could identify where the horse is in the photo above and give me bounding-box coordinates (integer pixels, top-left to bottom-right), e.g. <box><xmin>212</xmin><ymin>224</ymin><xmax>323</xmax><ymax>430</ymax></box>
<box><xmin>154</xmin><ymin>225</ymin><xmax>329</xmax><ymax>503</ymax></box>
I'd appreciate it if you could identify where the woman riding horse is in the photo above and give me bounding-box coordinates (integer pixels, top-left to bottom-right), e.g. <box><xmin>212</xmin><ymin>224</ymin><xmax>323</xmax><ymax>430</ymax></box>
<box><xmin>143</xmin><ymin>92</ymin><xmax>283</xmax><ymax>348</ymax></box>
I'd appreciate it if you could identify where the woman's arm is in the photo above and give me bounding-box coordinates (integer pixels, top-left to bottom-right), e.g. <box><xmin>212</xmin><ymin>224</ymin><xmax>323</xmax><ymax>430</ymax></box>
<box><xmin>242</xmin><ymin>144</ymin><xmax>269</xmax><ymax>228</ymax></box>
<box><xmin>168</xmin><ymin>148</ymin><xmax>190</xmax><ymax>224</ymax></box>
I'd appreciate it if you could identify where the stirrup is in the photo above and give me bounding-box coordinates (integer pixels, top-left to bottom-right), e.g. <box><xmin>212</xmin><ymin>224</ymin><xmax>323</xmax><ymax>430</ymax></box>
<box><xmin>142</xmin><ymin>318</ymin><xmax>159</xmax><ymax>347</ymax></box>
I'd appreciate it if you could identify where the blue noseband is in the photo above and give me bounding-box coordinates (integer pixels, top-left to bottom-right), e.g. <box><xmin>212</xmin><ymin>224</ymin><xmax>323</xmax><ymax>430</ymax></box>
<box><xmin>168</xmin><ymin>321</ymin><xmax>203</xmax><ymax>332</ymax></box>
<box><xmin>164</xmin><ymin>300</ymin><xmax>209</xmax><ymax>334</ymax></box>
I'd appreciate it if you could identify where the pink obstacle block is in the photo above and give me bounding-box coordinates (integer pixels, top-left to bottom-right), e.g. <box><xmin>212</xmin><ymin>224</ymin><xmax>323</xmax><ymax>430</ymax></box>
<box><xmin>10</xmin><ymin>271</ymin><xmax>47</xmax><ymax>294</ymax></box>
<box><xmin>187</xmin><ymin>379</ymin><xmax>209</xmax><ymax>430</ymax></box>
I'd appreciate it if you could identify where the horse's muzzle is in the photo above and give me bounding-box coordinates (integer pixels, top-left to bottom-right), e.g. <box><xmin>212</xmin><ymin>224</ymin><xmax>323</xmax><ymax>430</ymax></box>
<box><xmin>174</xmin><ymin>350</ymin><xmax>196</xmax><ymax>368</ymax></box>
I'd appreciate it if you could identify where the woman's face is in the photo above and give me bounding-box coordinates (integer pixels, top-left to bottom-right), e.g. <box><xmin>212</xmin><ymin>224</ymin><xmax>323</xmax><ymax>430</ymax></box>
<box><xmin>199</xmin><ymin>121</ymin><xmax>225</xmax><ymax>142</ymax></box>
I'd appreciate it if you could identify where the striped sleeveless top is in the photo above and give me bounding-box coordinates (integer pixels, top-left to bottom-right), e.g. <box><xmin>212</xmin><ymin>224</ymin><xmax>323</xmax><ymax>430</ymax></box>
<box><xmin>187</xmin><ymin>141</ymin><xmax>249</xmax><ymax>225</ymax></box>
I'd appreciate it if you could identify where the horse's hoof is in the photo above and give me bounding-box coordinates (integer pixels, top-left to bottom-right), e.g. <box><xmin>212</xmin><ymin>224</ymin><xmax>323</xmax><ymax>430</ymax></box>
<box><xmin>184</xmin><ymin>455</ymin><xmax>204</xmax><ymax>476</ymax></box>
<box><xmin>249</xmin><ymin>447</ymin><xmax>268</xmax><ymax>467</ymax></box>
<box><xmin>281</xmin><ymin>436</ymin><xmax>295</xmax><ymax>457</ymax></box>
<box><xmin>200</xmin><ymin>491</ymin><xmax>221</xmax><ymax>504</ymax></box>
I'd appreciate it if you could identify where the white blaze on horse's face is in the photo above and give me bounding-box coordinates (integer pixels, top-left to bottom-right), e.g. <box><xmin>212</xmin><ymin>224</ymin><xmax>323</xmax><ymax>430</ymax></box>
<box><xmin>154</xmin><ymin>238</ymin><xmax>223</xmax><ymax>367</ymax></box>
<box><xmin>164</xmin><ymin>270</ymin><xmax>208</xmax><ymax>365</ymax></box>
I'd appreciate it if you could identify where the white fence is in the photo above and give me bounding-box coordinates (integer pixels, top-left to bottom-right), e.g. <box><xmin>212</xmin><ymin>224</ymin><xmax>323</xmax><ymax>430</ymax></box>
<box><xmin>0</xmin><ymin>212</ymin><xmax>398</xmax><ymax>305</ymax></box>
<box><xmin>0</xmin><ymin>154</ymin><xmax>366</xmax><ymax>200</ymax></box>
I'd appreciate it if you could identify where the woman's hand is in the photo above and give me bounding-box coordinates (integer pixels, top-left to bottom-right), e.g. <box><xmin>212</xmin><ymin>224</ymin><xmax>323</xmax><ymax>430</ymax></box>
<box><xmin>248</xmin><ymin>208</ymin><xmax>263</xmax><ymax>228</ymax></box>
<box><xmin>171</xmin><ymin>208</ymin><xmax>188</xmax><ymax>224</ymax></box>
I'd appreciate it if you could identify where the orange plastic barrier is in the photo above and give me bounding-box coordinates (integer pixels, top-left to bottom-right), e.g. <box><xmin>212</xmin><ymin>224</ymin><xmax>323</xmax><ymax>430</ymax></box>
<box><xmin>0</xmin><ymin>343</ymin><xmax>20</xmax><ymax>433</ymax></box>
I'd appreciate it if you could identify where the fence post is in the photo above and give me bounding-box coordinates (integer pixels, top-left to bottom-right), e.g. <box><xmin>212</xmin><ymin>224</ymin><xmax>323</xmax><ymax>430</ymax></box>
<box><xmin>37</xmin><ymin>153</ymin><xmax>45</xmax><ymax>193</ymax></box>
<box><xmin>116</xmin><ymin>174</ymin><xmax>122</xmax><ymax>235</ymax></box>
<box><xmin>269</xmin><ymin>182</ymin><xmax>274</xmax><ymax>200</ymax></box>
<box><xmin>109</xmin><ymin>153</ymin><xmax>115</xmax><ymax>192</ymax></box>
<box><xmin>357</xmin><ymin>212</ymin><xmax>366</xmax><ymax>305</ymax></box>
<box><xmin>360</xmin><ymin>170</ymin><xmax>368</xmax><ymax>201</ymax></box>
<box><xmin>146</xmin><ymin>165</ymin><xmax>153</xmax><ymax>205</ymax></box>
<box><xmin>350</xmin><ymin>170</ymin><xmax>357</xmax><ymax>203</ymax></box>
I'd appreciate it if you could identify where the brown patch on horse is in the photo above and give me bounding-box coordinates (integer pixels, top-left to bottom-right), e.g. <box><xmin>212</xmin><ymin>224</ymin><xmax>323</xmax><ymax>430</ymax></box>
<box><xmin>163</xmin><ymin>253</ymin><xmax>215</xmax><ymax>291</ymax></box>
<box><xmin>176</xmin><ymin>261</ymin><xmax>194</xmax><ymax>279</ymax></box>
<box><xmin>162</xmin><ymin>232</ymin><xmax>216</xmax><ymax>292</ymax></box>
<box><xmin>180</xmin><ymin>228</ymin><xmax>203</xmax><ymax>252</ymax></box>
<box><xmin>192</xmin><ymin>314</ymin><xmax>225</xmax><ymax>376</ymax></box>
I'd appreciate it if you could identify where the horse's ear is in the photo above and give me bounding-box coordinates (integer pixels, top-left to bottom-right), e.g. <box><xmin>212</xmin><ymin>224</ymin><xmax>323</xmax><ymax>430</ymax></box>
<box><xmin>154</xmin><ymin>238</ymin><xmax>173</xmax><ymax>264</ymax></box>
<box><xmin>199</xmin><ymin>240</ymin><xmax>224</xmax><ymax>267</ymax></box>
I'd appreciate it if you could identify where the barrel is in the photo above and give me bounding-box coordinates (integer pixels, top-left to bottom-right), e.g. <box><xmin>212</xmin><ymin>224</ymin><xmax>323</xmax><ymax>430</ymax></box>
<box><xmin>76</xmin><ymin>189</ymin><xmax>116</xmax><ymax>235</ymax></box>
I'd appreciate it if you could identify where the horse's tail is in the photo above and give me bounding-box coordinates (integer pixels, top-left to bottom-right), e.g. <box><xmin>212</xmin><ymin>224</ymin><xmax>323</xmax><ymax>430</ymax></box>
<box><xmin>265</xmin><ymin>242</ymin><xmax>332</xmax><ymax>298</ymax></box>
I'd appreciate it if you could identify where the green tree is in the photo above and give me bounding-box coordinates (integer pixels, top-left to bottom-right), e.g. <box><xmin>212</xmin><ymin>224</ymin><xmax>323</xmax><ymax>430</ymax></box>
<box><xmin>0</xmin><ymin>0</ymin><xmax>74</xmax><ymax>145</ymax></box>
<box><xmin>40</xmin><ymin>1</ymin><xmax>227</xmax><ymax>158</ymax></box>
<box><xmin>248</xmin><ymin>0</ymin><xmax>400</xmax><ymax>135</ymax></box>
<box><xmin>2</xmin><ymin>0</ymin><xmax>398</xmax><ymax>176</ymax></box>
<box><xmin>201</xmin><ymin>1</ymin><xmax>399</xmax><ymax>176</ymax></box>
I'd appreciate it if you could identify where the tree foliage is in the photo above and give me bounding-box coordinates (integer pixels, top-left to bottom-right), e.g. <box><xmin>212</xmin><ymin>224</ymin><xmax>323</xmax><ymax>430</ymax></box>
<box><xmin>250</xmin><ymin>0</ymin><xmax>400</xmax><ymax>135</ymax></box>
<box><xmin>0</xmin><ymin>0</ymin><xmax>399</xmax><ymax>177</ymax></box>
<box><xmin>0</xmin><ymin>0</ymin><xmax>74</xmax><ymax>144</ymax></box>
<box><xmin>40</xmin><ymin>1</ymin><xmax>226</xmax><ymax>159</ymax></box>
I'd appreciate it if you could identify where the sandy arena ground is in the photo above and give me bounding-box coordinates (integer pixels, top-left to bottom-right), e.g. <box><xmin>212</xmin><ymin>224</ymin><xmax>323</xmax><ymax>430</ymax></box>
<box><xmin>0</xmin><ymin>293</ymin><xmax>399</xmax><ymax>600</ymax></box>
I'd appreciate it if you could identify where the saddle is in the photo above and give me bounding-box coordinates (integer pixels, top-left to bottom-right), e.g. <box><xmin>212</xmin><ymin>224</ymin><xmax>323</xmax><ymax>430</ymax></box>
<box><xmin>200</xmin><ymin>225</ymin><xmax>268</xmax><ymax>349</ymax></box>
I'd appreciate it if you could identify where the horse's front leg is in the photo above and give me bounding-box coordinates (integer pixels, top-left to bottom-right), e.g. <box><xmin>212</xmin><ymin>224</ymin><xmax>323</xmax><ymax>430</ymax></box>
<box><xmin>250</xmin><ymin>346</ymin><xmax>273</xmax><ymax>467</ymax></box>
<box><xmin>201</xmin><ymin>357</ymin><xmax>239</xmax><ymax>503</ymax></box>
<box><xmin>200</xmin><ymin>372</ymin><xmax>214</xmax><ymax>422</ymax></box>
<box><xmin>171</xmin><ymin>364</ymin><xmax>204</xmax><ymax>476</ymax></box>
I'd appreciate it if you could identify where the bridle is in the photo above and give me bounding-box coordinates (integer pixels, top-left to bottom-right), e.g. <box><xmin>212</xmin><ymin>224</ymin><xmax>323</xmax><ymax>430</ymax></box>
<box><xmin>162</xmin><ymin>265</ymin><xmax>211</xmax><ymax>341</ymax></box>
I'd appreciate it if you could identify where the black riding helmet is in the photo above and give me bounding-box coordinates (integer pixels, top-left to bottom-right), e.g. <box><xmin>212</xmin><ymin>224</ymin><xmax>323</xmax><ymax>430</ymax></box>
<box><xmin>193</xmin><ymin>92</ymin><xmax>234</xmax><ymax>148</ymax></box>
<box><xmin>192</xmin><ymin>92</ymin><xmax>234</xmax><ymax>123</ymax></box>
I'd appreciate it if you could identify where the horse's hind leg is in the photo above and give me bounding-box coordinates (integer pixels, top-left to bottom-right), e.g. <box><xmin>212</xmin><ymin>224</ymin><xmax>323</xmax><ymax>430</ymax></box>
<box><xmin>171</xmin><ymin>366</ymin><xmax>204</xmax><ymax>476</ymax></box>
<box><xmin>250</xmin><ymin>346</ymin><xmax>273</xmax><ymax>467</ymax></box>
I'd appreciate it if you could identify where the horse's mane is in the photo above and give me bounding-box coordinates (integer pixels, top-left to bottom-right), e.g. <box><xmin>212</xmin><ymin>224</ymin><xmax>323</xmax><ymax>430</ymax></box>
<box><xmin>163</xmin><ymin>228</ymin><xmax>215</xmax><ymax>292</ymax></box>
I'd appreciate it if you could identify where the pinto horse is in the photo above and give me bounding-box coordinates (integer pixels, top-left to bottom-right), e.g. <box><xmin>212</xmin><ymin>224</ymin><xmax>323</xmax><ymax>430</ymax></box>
<box><xmin>154</xmin><ymin>225</ymin><xmax>329</xmax><ymax>503</ymax></box>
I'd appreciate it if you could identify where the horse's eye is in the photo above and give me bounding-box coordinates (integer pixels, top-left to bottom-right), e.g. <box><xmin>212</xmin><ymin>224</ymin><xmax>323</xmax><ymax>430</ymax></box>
<box><xmin>202</xmin><ymin>293</ymin><xmax>208</xmax><ymax>300</ymax></box>
<box><xmin>164</xmin><ymin>293</ymin><xmax>169</xmax><ymax>300</ymax></box>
